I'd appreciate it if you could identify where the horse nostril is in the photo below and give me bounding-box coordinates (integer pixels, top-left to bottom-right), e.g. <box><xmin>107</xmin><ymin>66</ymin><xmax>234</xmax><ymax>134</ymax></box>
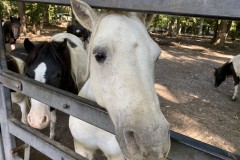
<box><xmin>41</xmin><ymin>116</ymin><xmax>48</xmax><ymax>124</ymax></box>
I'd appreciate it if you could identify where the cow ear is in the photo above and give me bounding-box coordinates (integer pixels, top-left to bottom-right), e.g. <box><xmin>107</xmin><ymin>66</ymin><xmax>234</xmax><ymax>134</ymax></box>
<box><xmin>71</xmin><ymin>0</ymin><xmax>97</xmax><ymax>32</ymax></box>
<box><xmin>24</xmin><ymin>38</ymin><xmax>35</xmax><ymax>54</ymax></box>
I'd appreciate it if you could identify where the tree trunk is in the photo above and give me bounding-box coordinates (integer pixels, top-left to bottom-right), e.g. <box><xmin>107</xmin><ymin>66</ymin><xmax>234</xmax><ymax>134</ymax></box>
<box><xmin>32</xmin><ymin>23</ymin><xmax>36</xmax><ymax>34</ymax></box>
<box><xmin>43</xmin><ymin>5</ymin><xmax>49</xmax><ymax>25</ymax></box>
<box><xmin>167</xmin><ymin>17</ymin><xmax>175</xmax><ymax>37</ymax></box>
<box><xmin>198</xmin><ymin>19</ymin><xmax>204</xmax><ymax>36</ymax></box>
<box><xmin>17</xmin><ymin>2</ymin><xmax>27</xmax><ymax>35</ymax></box>
<box><xmin>219</xmin><ymin>21</ymin><xmax>227</xmax><ymax>47</ymax></box>
<box><xmin>176</xmin><ymin>17</ymin><xmax>181</xmax><ymax>36</ymax></box>
<box><xmin>218</xmin><ymin>20</ymin><xmax>229</xmax><ymax>48</ymax></box>
<box><xmin>211</xmin><ymin>20</ymin><xmax>219</xmax><ymax>44</ymax></box>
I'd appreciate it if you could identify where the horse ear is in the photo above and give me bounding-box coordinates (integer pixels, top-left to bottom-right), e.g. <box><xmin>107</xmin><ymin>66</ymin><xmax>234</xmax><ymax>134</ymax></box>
<box><xmin>135</xmin><ymin>13</ymin><xmax>155</xmax><ymax>28</ymax></box>
<box><xmin>63</xmin><ymin>38</ymin><xmax>68</xmax><ymax>47</ymax></box>
<box><xmin>57</xmin><ymin>39</ymin><xmax>68</xmax><ymax>51</ymax></box>
<box><xmin>10</xmin><ymin>16</ymin><xmax>13</xmax><ymax>21</ymax></box>
<box><xmin>71</xmin><ymin>0</ymin><xmax>97</xmax><ymax>31</ymax></box>
<box><xmin>17</xmin><ymin>17</ymin><xmax>20</xmax><ymax>21</ymax></box>
<box><xmin>24</xmin><ymin>38</ymin><xmax>35</xmax><ymax>54</ymax></box>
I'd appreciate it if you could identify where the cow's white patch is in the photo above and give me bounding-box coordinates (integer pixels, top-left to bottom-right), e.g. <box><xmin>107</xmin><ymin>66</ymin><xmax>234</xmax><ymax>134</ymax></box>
<box><xmin>34</xmin><ymin>62</ymin><xmax>47</xmax><ymax>83</ymax></box>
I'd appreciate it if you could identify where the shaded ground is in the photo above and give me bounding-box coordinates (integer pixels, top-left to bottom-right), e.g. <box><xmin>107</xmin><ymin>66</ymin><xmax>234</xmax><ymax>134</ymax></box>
<box><xmin>10</xmin><ymin>25</ymin><xmax>240</xmax><ymax>159</ymax></box>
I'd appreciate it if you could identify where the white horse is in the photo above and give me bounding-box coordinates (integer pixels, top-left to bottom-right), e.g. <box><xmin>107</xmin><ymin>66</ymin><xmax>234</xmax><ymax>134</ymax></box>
<box><xmin>69</xmin><ymin>0</ymin><xmax>171</xmax><ymax>159</ymax></box>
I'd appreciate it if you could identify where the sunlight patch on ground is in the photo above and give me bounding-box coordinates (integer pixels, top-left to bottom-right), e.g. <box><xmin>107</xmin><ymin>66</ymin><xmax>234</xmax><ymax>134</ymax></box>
<box><xmin>161</xmin><ymin>50</ymin><xmax>175</xmax><ymax>60</ymax></box>
<box><xmin>178</xmin><ymin>55</ymin><xmax>196</xmax><ymax>62</ymax></box>
<box><xmin>180</xmin><ymin>44</ymin><xmax>206</xmax><ymax>50</ymax></box>
<box><xmin>170</xmin><ymin>111</ymin><xmax>237</xmax><ymax>153</ymax></box>
<box><xmin>154</xmin><ymin>83</ymin><xmax>179</xmax><ymax>103</ymax></box>
<box><xmin>212</xmin><ymin>52</ymin><xmax>233</xmax><ymax>59</ymax></box>
<box><xmin>161</xmin><ymin>49</ymin><xmax>199</xmax><ymax>63</ymax></box>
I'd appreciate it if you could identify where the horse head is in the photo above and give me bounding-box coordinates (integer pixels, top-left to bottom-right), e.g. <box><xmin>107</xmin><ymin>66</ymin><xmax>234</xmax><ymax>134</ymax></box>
<box><xmin>71</xmin><ymin>0</ymin><xmax>170</xmax><ymax>159</ymax></box>
<box><xmin>10</xmin><ymin>16</ymin><xmax>21</xmax><ymax>40</ymax></box>
<box><xmin>24</xmin><ymin>38</ymin><xmax>78</xmax><ymax>130</ymax></box>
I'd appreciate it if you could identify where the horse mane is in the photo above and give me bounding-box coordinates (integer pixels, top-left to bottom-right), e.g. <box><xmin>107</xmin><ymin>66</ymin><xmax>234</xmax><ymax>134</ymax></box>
<box><xmin>218</xmin><ymin>61</ymin><xmax>233</xmax><ymax>77</ymax></box>
<box><xmin>24</xmin><ymin>41</ymin><xmax>78</xmax><ymax>94</ymax></box>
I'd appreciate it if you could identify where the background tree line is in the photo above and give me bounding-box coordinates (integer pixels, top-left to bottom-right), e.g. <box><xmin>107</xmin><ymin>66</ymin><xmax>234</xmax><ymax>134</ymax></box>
<box><xmin>1</xmin><ymin>0</ymin><xmax>71</xmax><ymax>34</ymax></box>
<box><xmin>151</xmin><ymin>15</ymin><xmax>240</xmax><ymax>48</ymax></box>
<box><xmin>1</xmin><ymin>0</ymin><xmax>239</xmax><ymax>48</ymax></box>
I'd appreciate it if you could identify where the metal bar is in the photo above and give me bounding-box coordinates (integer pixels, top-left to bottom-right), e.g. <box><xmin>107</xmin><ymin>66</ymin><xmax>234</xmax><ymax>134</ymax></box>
<box><xmin>170</xmin><ymin>131</ymin><xmax>240</xmax><ymax>160</ymax></box>
<box><xmin>2</xmin><ymin>70</ymin><xmax>239</xmax><ymax>160</ymax></box>
<box><xmin>23</xmin><ymin>145</ymin><xmax>30</xmax><ymax>160</ymax></box>
<box><xmin>0</xmin><ymin>69</ymin><xmax>115</xmax><ymax>134</ymax></box>
<box><xmin>0</xmin><ymin>14</ymin><xmax>20</xmax><ymax>160</ymax></box>
<box><xmin>0</xmin><ymin>85</ymin><xmax>20</xmax><ymax>160</ymax></box>
<box><xmin>18</xmin><ymin>0</ymin><xmax>240</xmax><ymax>20</ymax></box>
<box><xmin>9</xmin><ymin>118</ymin><xmax>86</xmax><ymax>160</ymax></box>
<box><xmin>0</xmin><ymin>132</ymin><xmax>5</xmax><ymax>160</ymax></box>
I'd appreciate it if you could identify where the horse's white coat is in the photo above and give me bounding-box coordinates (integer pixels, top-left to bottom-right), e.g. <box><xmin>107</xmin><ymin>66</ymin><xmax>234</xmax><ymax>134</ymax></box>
<box><xmin>70</xmin><ymin>80</ymin><xmax>124</xmax><ymax>159</ymax></box>
<box><xmin>69</xmin><ymin>0</ymin><xmax>170</xmax><ymax>159</ymax></box>
<box><xmin>230</xmin><ymin>54</ymin><xmax>240</xmax><ymax>78</ymax></box>
<box><xmin>229</xmin><ymin>54</ymin><xmax>240</xmax><ymax>100</ymax></box>
<box><xmin>34</xmin><ymin>63</ymin><xmax>47</xmax><ymax>83</ymax></box>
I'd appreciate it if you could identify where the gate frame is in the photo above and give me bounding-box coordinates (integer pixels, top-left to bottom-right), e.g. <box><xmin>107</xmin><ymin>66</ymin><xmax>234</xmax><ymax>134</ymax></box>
<box><xmin>0</xmin><ymin>1</ymin><xmax>240</xmax><ymax>160</ymax></box>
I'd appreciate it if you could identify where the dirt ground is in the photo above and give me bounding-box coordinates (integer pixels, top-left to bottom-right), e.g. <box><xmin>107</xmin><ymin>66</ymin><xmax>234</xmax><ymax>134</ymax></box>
<box><xmin>152</xmin><ymin>34</ymin><xmax>240</xmax><ymax>157</ymax></box>
<box><xmin>11</xmin><ymin>25</ymin><xmax>240</xmax><ymax>159</ymax></box>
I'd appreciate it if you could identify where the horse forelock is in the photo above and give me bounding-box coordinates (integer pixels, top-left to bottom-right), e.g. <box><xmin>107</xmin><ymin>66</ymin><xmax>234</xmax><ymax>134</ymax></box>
<box><xmin>25</xmin><ymin>41</ymin><xmax>72</xmax><ymax>78</ymax></box>
<box><xmin>52</xmin><ymin>33</ymin><xmax>89</xmax><ymax>92</ymax></box>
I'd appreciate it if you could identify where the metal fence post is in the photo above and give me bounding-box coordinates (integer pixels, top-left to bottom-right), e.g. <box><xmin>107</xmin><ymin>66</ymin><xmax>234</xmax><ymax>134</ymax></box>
<box><xmin>0</xmin><ymin>16</ymin><xmax>20</xmax><ymax>160</ymax></box>
<box><xmin>0</xmin><ymin>132</ymin><xmax>5</xmax><ymax>160</ymax></box>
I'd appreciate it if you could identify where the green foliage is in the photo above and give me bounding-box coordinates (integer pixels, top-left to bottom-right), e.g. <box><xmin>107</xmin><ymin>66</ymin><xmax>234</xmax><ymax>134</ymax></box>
<box><xmin>24</xmin><ymin>3</ymin><xmax>70</xmax><ymax>24</ymax></box>
<box><xmin>1</xmin><ymin>0</ymin><xmax>18</xmax><ymax>20</ymax></box>
<box><xmin>152</xmin><ymin>15</ymin><xmax>169</xmax><ymax>29</ymax></box>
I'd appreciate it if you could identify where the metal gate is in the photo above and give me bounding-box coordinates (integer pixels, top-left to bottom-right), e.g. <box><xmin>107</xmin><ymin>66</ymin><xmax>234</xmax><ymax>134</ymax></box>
<box><xmin>0</xmin><ymin>0</ymin><xmax>240</xmax><ymax>160</ymax></box>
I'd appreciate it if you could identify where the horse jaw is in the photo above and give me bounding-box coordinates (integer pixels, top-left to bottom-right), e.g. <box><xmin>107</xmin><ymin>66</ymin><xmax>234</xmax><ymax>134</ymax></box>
<box><xmin>72</xmin><ymin>0</ymin><xmax>171</xmax><ymax>159</ymax></box>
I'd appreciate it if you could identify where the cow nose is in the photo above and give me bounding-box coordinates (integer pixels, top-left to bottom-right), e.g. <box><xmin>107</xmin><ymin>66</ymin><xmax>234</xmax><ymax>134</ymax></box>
<box><xmin>27</xmin><ymin>115</ymin><xmax>49</xmax><ymax>129</ymax></box>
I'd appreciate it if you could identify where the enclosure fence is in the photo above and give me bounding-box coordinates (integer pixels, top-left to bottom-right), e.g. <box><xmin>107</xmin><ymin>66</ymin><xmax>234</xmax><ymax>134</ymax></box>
<box><xmin>1</xmin><ymin>0</ymin><xmax>240</xmax><ymax>160</ymax></box>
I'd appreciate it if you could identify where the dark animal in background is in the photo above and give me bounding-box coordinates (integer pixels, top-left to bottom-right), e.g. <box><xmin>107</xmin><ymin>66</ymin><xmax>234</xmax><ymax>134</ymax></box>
<box><xmin>2</xmin><ymin>16</ymin><xmax>21</xmax><ymax>45</ymax></box>
<box><xmin>214</xmin><ymin>54</ymin><xmax>240</xmax><ymax>101</ymax></box>
<box><xmin>66</xmin><ymin>24</ymin><xmax>91</xmax><ymax>42</ymax></box>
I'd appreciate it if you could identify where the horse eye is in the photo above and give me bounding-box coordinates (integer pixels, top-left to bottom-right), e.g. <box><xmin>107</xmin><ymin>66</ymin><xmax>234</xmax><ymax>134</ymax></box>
<box><xmin>94</xmin><ymin>52</ymin><xmax>106</xmax><ymax>63</ymax></box>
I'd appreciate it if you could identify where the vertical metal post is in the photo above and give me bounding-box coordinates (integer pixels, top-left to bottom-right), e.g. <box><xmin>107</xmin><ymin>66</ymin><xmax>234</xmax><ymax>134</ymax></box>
<box><xmin>0</xmin><ymin>132</ymin><xmax>5</xmax><ymax>160</ymax></box>
<box><xmin>0</xmin><ymin>16</ymin><xmax>19</xmax><ymax>160</ymax></box>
